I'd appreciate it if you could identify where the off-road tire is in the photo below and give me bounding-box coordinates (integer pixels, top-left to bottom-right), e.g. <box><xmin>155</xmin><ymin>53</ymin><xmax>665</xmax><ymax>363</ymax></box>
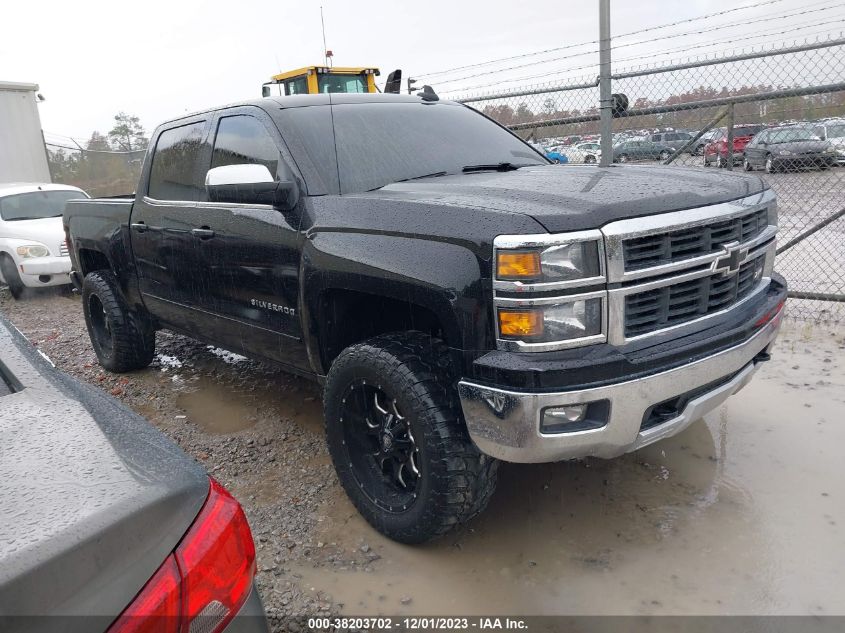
<box><xmin>324</xmin><ymin>331</ymin><xmax>498</xmax><ymax>544</ymax></box>
<box><xmin>0</xmin><ymin>254</ymin><xmax>25</xmax><ymax>299</ymax></box>
<box><xmin>82</xmin><ymin>270</ymin><xmax>155</xmax><ymax>372</ymax></box>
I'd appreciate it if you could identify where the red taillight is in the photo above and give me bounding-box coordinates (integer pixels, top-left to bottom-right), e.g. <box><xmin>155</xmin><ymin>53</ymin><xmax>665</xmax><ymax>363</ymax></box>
<box><xmin>176</xmin><ymin>480</ymin><xmax>256</xmax><ymax>630</ymax></box>
<box><xmin>108</xmin><ymin>479</ymin><xmax>256</xmax><ymax>633</ymax></box>
<box><xmin>108</xmin><ymin>556</ymin><xmax>181</xmax><ymax>633</ymax></box>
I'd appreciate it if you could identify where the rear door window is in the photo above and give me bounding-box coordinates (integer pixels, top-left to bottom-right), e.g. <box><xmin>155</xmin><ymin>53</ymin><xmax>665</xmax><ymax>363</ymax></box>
<box><xmin>148</xmin><ymin>122</ymin><xmax>207</xmax><ymax>201</ymax></box>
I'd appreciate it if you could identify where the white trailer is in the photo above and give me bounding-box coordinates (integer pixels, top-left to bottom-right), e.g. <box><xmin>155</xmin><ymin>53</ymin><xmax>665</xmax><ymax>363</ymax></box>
<box><xmin>0</xmin><ymin>82</ymin><xmax>51</xmax><ymax>183</ymax></box>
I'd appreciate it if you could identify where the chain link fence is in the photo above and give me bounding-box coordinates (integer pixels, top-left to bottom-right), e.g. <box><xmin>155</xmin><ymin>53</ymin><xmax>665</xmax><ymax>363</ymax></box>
<box><xmin>45</xmin><ymin>143</ymin><xmax>146</xmax><ymax>198</ymax></box>
<box><xmin>453</xmin><ymin>38</ymin><xmax>845</xmax><ymax>322</ymax></box>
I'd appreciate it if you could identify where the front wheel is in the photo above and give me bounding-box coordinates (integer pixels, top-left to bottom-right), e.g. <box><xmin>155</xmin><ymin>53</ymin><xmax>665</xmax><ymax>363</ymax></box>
<box><xmin>617</xmin><ymin>154</ymin><xmax>629</xmax><ymax>163</ymax></box>
<box><xmin>765</xmin><ymin>154</ymin><xmax>776</xmax><ymax>173</ymax></box>
<box><xmin>585</xmin><ymin>155</ymin><xmax>596</xmax><ymax>164</ymax></box>
<box><xmin>0</xmin><ymin>255</ymin><xmax>25</xmax><ymax>299</ymax></box>
<box><xmin>82</xmin><ymin>270</ymin><xmax>155</xmax><ymax>372</ymax></box>
<box><xmin>659</xmin><ymin>150</ymin><xmax>671</xmax><ymax>161</ymax></box>
<box><xmin>324</xmin><ymin>332</ymin><xmax>498</xmax><ymax>544</ymax></box>
<box><xmin>743</xmin><ymin>157</ymin><xmax>753</xmax><ymax>172</ymax></box>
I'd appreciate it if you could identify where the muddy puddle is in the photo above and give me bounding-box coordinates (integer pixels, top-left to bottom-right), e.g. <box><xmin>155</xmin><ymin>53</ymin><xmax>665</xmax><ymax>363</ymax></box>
<box><xmin>173</xmin><ymin>375</ymin><xmax>324</xmax><ymax>435</ymax></box>
<box><xmin>291</xmin><ymin>326</ymin><xmax>845</xmax><ymax>616</ymax></box>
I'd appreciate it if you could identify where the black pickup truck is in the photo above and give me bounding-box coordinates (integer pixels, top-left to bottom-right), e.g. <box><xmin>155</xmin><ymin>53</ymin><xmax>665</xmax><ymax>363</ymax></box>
<box><xmin>65</xmin><ymin>93</ymin><xmax>786</xmax><ymax>543</ymax></box>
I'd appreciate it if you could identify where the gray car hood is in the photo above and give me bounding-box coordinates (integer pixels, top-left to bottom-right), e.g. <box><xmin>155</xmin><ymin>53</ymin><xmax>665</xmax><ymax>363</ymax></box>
<box><xmin>357</xmin><ymin>164</ymin><xmax>767</xmax><ymax>233</ymax></box>
<box><xmin>0</xmin><ymin>317</ymin><xmax>208</xmax><ymax>631</ymax></box>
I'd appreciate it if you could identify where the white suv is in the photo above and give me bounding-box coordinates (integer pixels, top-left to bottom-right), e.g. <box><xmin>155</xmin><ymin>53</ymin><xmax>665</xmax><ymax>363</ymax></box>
<box><xmin>0</xmin><ymin>183</ymin><xmax>88</xmax><ymax>298</ymax></box>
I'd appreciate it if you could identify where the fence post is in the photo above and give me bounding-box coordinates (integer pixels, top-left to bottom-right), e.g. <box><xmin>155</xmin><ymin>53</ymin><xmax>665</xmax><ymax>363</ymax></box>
<box><xmin>725</xmin><ymin>103</ymin><xmax>735</xmax><ymax>171</ymax></box>
<box><xmin>598</xmin><ymin>0</ymin><xmax>612</xmax><ymax>167</ymax></box>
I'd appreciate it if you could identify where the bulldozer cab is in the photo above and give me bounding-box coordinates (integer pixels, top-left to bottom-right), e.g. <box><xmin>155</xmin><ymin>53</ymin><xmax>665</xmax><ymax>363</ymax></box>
<box><xmin>262</xmin><ymin>66</ymin><xmax>380</xmax><ymax>97</ymax></box>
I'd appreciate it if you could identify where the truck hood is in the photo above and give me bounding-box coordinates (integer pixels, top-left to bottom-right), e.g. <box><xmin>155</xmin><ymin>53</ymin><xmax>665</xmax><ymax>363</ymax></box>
<box><xmin>0</xmin><ymin>317</ymin><xmax>208</xmax><ymax>629</ymax></box>
<box><xmin>363</xmin><ymin>164</ymin><xmax>767</xmax><ymax>233</ymax></box>
<box><xmin>0</xmin><ymin>216</ymin><xmax>65</xmax><ymax>253</ymax></box>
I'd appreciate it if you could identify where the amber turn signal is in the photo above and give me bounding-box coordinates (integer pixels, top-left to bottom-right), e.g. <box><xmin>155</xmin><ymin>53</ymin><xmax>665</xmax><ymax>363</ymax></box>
<box><xmin>498</xmin><ymin>309</ymin><xmax>544</xmax><ymax>337</ymax></box>
<box><xmin>497</xmin><ymin>251</ymin><xmax>541</xmax><ymax>279</ymax></box>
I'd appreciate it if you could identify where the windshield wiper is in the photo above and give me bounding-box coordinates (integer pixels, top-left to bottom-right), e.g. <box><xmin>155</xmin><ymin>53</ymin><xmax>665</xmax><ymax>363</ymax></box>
<box><xmin>366</xmin><ymin>171</ymin><xmax>449</xmax><ymax>192</ymax></box>
<box><xmin>461</xmin><ymin>162</ymin><xmax>530</xmax><ymax>173</ymax></box>
<box><xmin>396</xmin><ymin>171</ymin><xmax>449</xmax><ymax>183</ymax></box>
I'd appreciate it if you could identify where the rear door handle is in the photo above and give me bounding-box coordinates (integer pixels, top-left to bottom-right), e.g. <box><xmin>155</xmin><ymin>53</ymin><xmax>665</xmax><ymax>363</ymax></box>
<box><xmin>191</xmin><ymin>228</ymin><xmax>215</xmax><ymax>240</ymax></box>
<box><xmin>130</xmin><ymin>222</ymin><xmax>148</xmax><ymax>233</ymax></box>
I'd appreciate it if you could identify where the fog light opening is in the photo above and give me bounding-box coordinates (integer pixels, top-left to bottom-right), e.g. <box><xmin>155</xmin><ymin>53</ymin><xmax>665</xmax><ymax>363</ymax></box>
<box><xmin>39</xmin><ymin>275</ymin><xmax>52</xmax><ymax>283</ymax></box>
<box><xmin>541</xmin><ymin>400</ymin><xmax>610</xmax><ymax>434</ymax></box>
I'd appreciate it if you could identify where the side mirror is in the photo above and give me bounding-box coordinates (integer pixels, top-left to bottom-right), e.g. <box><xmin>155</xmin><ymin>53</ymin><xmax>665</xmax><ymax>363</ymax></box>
<box><xmin>261</xmin><ymin>84</ymin><xmax>271</xmax><ymax>98</ymax></box>
<box><xmin>205</xmin><ymin>164</ymin><xmax>299</xmax><ymax>210</ymax></box>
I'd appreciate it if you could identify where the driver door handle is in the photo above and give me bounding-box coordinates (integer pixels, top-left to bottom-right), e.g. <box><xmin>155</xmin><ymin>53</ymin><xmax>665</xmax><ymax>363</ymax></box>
<box><xmin>191</xmin><ymin>228</ymin><xmax>215</xmax><ymax>240</ymax></box>
<box><xmin>130</xmin><ymin>222</ymin><xmax>148</xmax><ymax>233</ymax></box>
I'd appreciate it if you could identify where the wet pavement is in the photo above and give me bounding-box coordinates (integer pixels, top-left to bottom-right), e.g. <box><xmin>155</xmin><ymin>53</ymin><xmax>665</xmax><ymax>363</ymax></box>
<box><xmin>1</xmin><ymin>289</ymin><xmax>844</xmax><ymax>621</ymax></box>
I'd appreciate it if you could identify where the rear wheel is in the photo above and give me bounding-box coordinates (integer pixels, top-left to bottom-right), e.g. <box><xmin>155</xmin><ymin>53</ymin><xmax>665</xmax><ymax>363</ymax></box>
<box><xmin>0</xmin><ymin>254</ymin><xmax>24</xmax><ymax>300</ymax></box>
<box><xmin>82</xmin><ymin>270</ymin><xmax>155</xmax><ymax>372</ymax></box>
<box><xmin>659</xmin><ymin>150</ymin><xmax>671</xmax><ymax>161</ymax></box>
<box><xmin>585</xmin><ymin>155</ymin><xmax>596</xmax><ymax>164</ymax></box>
<box><xmin>617</xmin><ymin>154</ymin><xmax>629</xmax><ymax>163</ymax></box>
<box><xmin>324</xmin><ymin>332</ymin><xmax>498</xmax><ymax>543</ymax></box>
<box><xmin>765</xmin><ymin>154</ymin><xmax>776</xmax><ymax>173</ymax></box>
<box><xmin>716</xmin><ymin>154</ymin><xmax>725</xmax><ymax>168</ymax></box>
<box><xmin>743</xmin><ymin>157</ymin><xmax>753</xmax><ymax>171</ymax></box>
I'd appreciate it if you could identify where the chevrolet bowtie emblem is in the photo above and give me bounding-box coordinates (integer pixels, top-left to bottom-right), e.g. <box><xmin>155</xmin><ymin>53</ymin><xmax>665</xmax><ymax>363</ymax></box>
<box><xmin>710</xmin><ymin>240</ymin><xmax>748</xmax><ymax>277</ymax></box>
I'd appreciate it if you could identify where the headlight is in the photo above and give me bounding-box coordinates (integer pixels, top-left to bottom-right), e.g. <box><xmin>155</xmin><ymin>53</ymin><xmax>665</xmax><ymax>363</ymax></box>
<box><xmin>16</xmin><ymin>244</ymin><xmax>50</xmax><ymax>258</ymax></box>
<box><xmin>495</xmin><ymin>236</ymin><xmax>603</xmax><ymax>283</ymax></box>
<box><xmin>823</xmin><ymin>146</ymin><xmax>836</xmax><ymax>153</ymax></box>
<box><xmin>497</xmin><ymin>297</ymin><xmax>603</xmax><ymax>344</ymax></box>
<box><xmin>778</xmin><ymin>150</ymin><xmax>793</xmax><ymax>156</ymax></box>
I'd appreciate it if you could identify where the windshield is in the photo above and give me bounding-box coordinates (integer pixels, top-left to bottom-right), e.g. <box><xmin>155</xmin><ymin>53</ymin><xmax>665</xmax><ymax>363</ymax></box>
<box><xmin>318</xmin><ymin>74</ymin><xmax>367</xmax><ymax>94</ymax></box>
<box><xmin>770</xmin><ymin>128</ymin><xmax>820</xmax><ymax>143</ymax></box>
<box><xmin>0</xmin><ymin>190</ymin><xmax>84</xmax><ymax>221</ymax></box>
<box><xmin>314</xmin><ymin>102</ymin><xmax>545</xmax><ymax>194</ymax></box>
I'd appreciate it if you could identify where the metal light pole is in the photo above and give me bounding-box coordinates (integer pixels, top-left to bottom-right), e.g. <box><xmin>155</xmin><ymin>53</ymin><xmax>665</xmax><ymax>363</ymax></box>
<box><xmin>598</xmin><ymin>0</ymin><xmax>612</xmax><ymax>167</ymax></box>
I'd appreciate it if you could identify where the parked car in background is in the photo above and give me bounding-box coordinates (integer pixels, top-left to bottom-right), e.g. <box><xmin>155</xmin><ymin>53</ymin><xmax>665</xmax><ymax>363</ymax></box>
<box><xmin>811</xmin><ymin>119</ymin><xmax>845</xmax><ymax>164</ymax></box>
<box><xmin>0</xmin><ymin>314</ymin><xmax>268</xmax><ymax>632</ymax></box>
<box><xmin>743</xmin><ymin>125</ymin><xmax>837</xmax><ymax>173</ymax></box>
<box><xmin>562</xmin><ymin>141</ymin><xmax>601</xmax><ymax>164</ymax></box>
<box><xmin>612</xmin><ymin>139</ymin><xmax>674</xmax><ymax>162</ymax></box>
<box><xmin>529</xmin><ymin>141</ymin><xmax>568</xmax><ymax>164</ymax></box>
<box><xmin>703</xmin><ymin>125</ymin><xmax>764</xmax><ymax>168</ymax></box>
<box><xmin>0</xmin><ymin>183</ymin><xmax>87</xmax><ymax>299</ymax></box>
<box><xmin>650</xmin><ymin>131</ymin><xmax>694</xmax><ymax>153</ymax></box>
<box><xmin>690</xmin><ymin>128</ymin><xmax>723</xmax><ymax>155</ymax></box>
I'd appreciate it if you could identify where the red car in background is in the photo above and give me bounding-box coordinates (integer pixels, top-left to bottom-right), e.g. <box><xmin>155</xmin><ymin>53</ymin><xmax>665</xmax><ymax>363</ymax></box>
<box><xmin>703</xmin><ymin>124</ymin><xmax>765</xmax><ymax>167</ymax></box>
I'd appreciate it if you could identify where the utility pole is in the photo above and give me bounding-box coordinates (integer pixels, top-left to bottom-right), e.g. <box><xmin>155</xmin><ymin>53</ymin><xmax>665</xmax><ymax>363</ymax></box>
<box><xmin>598</xmin><ymin>0</ymin><xmax>612</xmax><ymax>167</ymax></box>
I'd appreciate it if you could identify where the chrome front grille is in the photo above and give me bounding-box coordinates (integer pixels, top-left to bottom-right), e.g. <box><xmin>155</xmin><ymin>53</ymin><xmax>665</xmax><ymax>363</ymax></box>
<box><xmin>603</xmin><ymin>189</ymin><xmax>778</xmax><ymax>345</ymax></box>
<box><xmin>624</xmin><ymin>255</ymin><xmax>766</xmax><ymax>338</ymax></box>
<box><xmin>623</xmin><ymin>208</ymin><xmax>769</xmax><ymax>271</ymax></box>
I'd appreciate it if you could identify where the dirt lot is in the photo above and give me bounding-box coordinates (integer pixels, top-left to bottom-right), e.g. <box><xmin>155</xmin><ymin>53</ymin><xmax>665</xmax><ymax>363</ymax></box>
<box><xmin>2</xmin><ymin>285</ymin><xmax>845</xmax><ymax>626</ymax></box>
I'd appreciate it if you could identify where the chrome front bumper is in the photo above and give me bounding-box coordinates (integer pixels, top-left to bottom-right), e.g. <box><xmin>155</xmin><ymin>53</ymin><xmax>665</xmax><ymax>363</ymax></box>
<box><xmin>458</xmin><ymin>310</ymin><xmax>782</xmax><ymax>463</ymax></box>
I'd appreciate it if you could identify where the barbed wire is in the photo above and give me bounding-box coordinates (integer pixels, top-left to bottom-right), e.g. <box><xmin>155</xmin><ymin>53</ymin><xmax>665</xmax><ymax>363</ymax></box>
<box><xmin>433</xmin><ymin>2</ymin><xmax>842</xmax><ymax>89</ymax></box>
<box><xmin>414</xmin><ymin>0</ymin><xmax>792</xmax><ymax>79</ymax></box>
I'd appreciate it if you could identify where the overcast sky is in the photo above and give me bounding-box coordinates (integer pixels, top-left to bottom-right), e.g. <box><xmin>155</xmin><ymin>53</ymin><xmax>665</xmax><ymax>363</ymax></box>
<box><xmin>1</xmin><ymin>0</ymin><xmax>836</xmax><ymax>145</ymax></box>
